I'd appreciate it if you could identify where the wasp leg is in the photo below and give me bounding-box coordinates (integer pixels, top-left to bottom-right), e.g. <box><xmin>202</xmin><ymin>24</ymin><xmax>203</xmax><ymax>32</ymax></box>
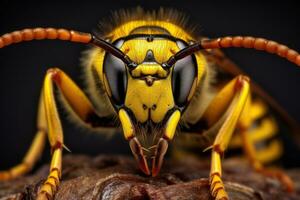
<box><xmin>238</xmin><ymin>95</ymin><xmax>294</xmax><ymax>192</ymax></box>
<box><xmin>230</xmin><ymin>118</ymin><xmax>278</xmax><ymax>149</ymax></box>
<box><xmin>255</xmin><ymin>140</ymin><xmax>283</xmax><ymax>163</ymax></box>
<box><xmin>0</xmin><ymin>94</ymin><xmax>47</xmax><ymax>180</ymax></box>
<box><xmin>240</xmin><ymin>127</ymin><xmax>293</xmax><ymax>192</ymax></box>
<box><xmin>202</xmin><ymin>75</ymin><xmax>250</xmax><ymax>200</ymax></box>
<box><xmin>229</xmin><ymin>97</ymin><xmax>283</xmax><ymax>164</ymax></box>
<box><xmin>36</xmin><ymin>68</ymin><xmax>112</xmax><ymax>200</ymax></box>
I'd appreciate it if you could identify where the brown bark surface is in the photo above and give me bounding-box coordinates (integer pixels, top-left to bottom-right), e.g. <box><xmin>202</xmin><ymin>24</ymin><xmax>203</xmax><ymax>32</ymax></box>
<box><xmin>0</xmin><ymin>154</ymin><xmax>299</xmax><ymax>200</ymax></box>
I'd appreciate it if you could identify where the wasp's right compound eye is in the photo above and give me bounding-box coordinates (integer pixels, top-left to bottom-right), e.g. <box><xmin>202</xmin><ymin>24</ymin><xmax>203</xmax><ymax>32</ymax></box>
<box><xmin>103</xmin><ymin>39</ymin><xmax>127</xmax><ymax>106</ymax></box>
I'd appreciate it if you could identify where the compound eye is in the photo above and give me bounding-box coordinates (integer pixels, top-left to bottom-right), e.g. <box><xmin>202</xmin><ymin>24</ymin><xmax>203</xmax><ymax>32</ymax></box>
<box><xmin>103</xmin><ymin>39</ymin><xmax>127</xmax><ymax>106</ymax></box>
<box><xmin>172</xmin><ymin>41</ymin><xmax>197</xmax><ymax>107</ymax></box>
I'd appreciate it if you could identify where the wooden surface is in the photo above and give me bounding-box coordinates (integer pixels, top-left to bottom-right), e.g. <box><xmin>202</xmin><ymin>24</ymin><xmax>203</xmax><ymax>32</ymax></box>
<box><xmin>0</xmin><ymin>154</ymin><xmax>300</xmax><ymax>200</ymax></box>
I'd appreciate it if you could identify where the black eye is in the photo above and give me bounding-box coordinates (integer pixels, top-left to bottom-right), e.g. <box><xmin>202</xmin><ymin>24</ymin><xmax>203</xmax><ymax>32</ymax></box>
<box><xmin>103</xmin><ymin>39</ymin><xmax>127</xmax><ymax>106</ymax></box>
<box><xmin>172</xmin><ymin>41</ymin><xmax>197</xmax><ymax>107</ymax></box>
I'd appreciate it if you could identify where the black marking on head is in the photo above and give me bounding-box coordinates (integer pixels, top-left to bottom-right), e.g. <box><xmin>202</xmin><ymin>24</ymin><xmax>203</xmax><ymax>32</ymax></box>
<box><xmin>152</xmin><ymin>104</ymin><xmax>157</xmax><ymax>110</ymax></box>
<box><xmin>147</xmin><ymin>35</ymin><xmax>154</xmax><ymax>42</ymax></box>
<box><xmin>114</xmin><ymin>34</ymin><xmax>184</xmax><ymax>43</ymax></box>
<box><xmin>143</xmin><ymin>50</ymin><xmax>156</xmax><ymax>63</ymax></box>
<box><xmin>143</xmin><ymin>104</ymin><xmax>147</xmax><ymax>110</ymax></box>
<box><xmin>144</xmin><ymin>76</ymin><xmax>155</xmax><ymax>86</ymax></box>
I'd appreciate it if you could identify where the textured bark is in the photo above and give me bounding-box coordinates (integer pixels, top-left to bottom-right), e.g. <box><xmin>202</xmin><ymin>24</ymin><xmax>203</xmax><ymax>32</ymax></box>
<box><xmin>0</xmin><ymin>154</ymin><xmax>299</xmax><ymax>200</ymax></box>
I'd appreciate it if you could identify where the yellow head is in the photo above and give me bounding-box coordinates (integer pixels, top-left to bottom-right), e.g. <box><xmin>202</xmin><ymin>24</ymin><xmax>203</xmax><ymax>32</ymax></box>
<box><xmin>92</xmin><ymin>17</ymin><xmax>205</xmax><ymax>176</ymax></box>
<box><xmin>102</xmin><ymin>22</ymin><xmax>201</xmax><ymax>120</ymax></box>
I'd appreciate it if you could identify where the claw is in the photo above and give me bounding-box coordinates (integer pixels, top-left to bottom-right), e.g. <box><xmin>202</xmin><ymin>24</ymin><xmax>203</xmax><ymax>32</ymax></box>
<box><xmin>151</xmin><ymin>138</ymin><xmax>168</xmax><ymax>177</ymax></box>
<box><xmin>129</xmin><ymin>137</ymin><xmax>169</xmax><ymax>176</ymax></box>
<box><xmin>129</xmin><ymin>137</ymin><xmax>150</xmax><ymax>175</ymax></box>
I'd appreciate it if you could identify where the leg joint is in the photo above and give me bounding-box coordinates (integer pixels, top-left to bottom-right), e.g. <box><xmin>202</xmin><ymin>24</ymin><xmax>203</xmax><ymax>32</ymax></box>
<box><xmin>51</xmin><ymin>142</ymin><xmax>63</xmax><ymax>154</ymax></box>
<box><xmin>47</xmin><ymin>68</ymin><xmax>62</xmax><ymax>84</ymax></box>
<box><xmin>235</xmin><ymin>75</ymin><xmax>250</xmax><ymax>91</ymax></box>
<box><xmin>212</xmin><ymin>144</ymin><xmax>224</xmax><ymax>155</ymax></box>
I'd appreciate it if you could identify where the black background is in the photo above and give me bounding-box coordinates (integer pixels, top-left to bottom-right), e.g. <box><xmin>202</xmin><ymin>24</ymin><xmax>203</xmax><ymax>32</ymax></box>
<box><xmin>0</xmin><ymin>1</ymin><xmax>300</xmax><ymax>169</ymax></box>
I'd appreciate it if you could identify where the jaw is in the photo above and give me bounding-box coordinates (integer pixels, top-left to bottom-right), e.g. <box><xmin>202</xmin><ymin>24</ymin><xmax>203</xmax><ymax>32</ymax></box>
<box><xmin>118</xmin><ymin>108</ymin><xmax>181</xmax><ymax>177</ymax></box>
<box><xmin>129</xmin><ymin>136</ymin><xmax>168</xmax><ymax>176</ymax></box>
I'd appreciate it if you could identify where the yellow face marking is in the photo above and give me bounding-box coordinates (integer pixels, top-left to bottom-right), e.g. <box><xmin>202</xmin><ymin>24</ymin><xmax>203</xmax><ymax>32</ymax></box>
<box><xmin>164</xmin><ymin>110</ymin><xmax>181</xmax><ymax>140</ymax></box>
<box><xmin>121</xmin><ymin>37</ymin><xmax>180</xmax><ymax>124</ymax></box>
<box><xmin>131</xmin><ymin>64</ymin><xmax>168</xmax><ymax>78</ymax></box>
<box><xmin>125</xmin><ymin>73</ymin><xmax>174</xmax><ymax>123</ymax></box>
<box><xmin>119</xmin><ymin>108</ymin><xmax>134</xmax><ymax>140</ymax></box>
<box><xmin>121</xmin><ymin>39</ymin><xmax>178</xmax><ymax>64</ymax></box>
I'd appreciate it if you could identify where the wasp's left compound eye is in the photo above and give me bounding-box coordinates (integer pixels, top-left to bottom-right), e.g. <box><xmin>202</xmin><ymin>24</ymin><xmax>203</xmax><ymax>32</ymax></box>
<box><xmin>103</xmin><ymin>46</ymin><xmax>127</xmax><ymax>106</ymax></box>
<box><xmin>172</xmin><ymin>41</ymin><xmax>197</xmax><ymax>108</ymax></box>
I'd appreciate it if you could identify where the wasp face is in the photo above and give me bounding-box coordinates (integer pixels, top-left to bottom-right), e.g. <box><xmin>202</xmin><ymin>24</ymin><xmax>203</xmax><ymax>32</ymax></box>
<box><xmin>102</xmin><ymin>34</ymin><xmax>197</xmax><ymax>176</ymax></box>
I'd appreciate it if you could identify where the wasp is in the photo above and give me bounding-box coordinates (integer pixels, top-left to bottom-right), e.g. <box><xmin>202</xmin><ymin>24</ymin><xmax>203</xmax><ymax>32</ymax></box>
<box><xmin>0</xmin><ymin>9</ymin><xmax>299</xmax><ymax>200</ymax></box>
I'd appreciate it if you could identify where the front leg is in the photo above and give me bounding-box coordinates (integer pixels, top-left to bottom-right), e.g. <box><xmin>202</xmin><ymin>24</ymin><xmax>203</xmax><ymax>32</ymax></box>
<box><xmin>37</xmin><ymin>68</ymin><xmax>113</xmax><ymax>200</ymax></box>
<box><xmin>202</xmin><ymin>75</ymin><xmax>250</xmax><ymax>200</ymax></box>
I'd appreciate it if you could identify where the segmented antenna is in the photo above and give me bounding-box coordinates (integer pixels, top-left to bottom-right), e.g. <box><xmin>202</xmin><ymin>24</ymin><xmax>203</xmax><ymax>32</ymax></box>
<box><xmin>165</xmin><ymin>36</ymin><xmax>300</xmax><ymax>68</ymax></box>
<box><xmin>0</xmin><ymin>27</ymin><xmax>136</xmax><ymax>67</ymax></box>
<box><xmin>0</xmin><ymin>28</ymin><xmax>92</xmax><ymax>47</ymax></box>
<box><xmin>1</xmin><ymin>29</ymin><xmax>299</xmax><ymax>68</ymax></box>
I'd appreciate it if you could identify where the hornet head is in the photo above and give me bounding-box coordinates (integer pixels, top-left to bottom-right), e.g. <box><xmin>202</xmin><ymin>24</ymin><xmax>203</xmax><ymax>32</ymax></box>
<box><xmin>93</xmin><ymin>31</ymin><xmax>198</xmax><ymax>176</ymax></box>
